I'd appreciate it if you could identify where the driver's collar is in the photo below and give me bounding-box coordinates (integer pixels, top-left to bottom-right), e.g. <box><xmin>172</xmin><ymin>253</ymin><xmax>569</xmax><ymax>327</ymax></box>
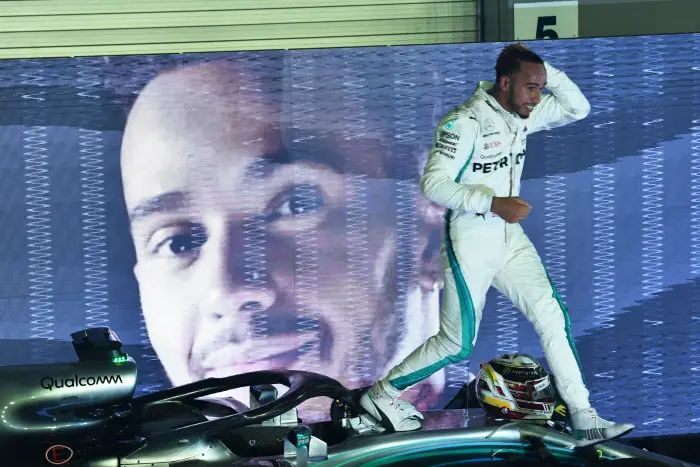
<box><xmin>475</xmin><ymin>81</ymin><xmax>521</xmax><ymax>125</ymax></box>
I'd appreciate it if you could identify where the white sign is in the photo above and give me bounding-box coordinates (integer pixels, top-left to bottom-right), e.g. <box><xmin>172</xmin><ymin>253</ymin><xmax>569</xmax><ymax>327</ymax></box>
<box><xmin>513</xmin><ymin>0</ymin><xmax>579</xmax><ymax>41</ymax></box>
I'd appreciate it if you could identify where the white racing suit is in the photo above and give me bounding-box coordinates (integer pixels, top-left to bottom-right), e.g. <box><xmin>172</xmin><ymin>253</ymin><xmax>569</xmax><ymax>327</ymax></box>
<box><xmin>384</xmin><ymin>62</ymin><xmax>593</xmax><ymax>411</ymax></box>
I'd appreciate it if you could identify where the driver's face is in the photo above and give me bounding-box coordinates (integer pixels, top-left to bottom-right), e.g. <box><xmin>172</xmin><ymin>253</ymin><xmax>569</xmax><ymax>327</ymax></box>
<box><xmin>121</xmin><ymin>62</ymin><xmax>401</xmax><ymax>402</ymax></box>
<box><xmin>504</xmin><ymin>61</ymin><xmax>546</xmax><ymax>119</ymax></box>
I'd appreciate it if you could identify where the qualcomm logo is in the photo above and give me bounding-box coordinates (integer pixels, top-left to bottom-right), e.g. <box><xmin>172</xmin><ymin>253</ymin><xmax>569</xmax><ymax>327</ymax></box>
<box><xmin>40</xmin><ymin>374</ymin><xmax>124</xmax><ymax>391</ymax></box>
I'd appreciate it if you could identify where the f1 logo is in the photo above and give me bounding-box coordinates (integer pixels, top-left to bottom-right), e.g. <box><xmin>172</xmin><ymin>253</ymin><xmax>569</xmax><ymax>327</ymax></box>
<box><xmin>45</xmin><ymin>445</ymin><xmax>74</xmax><ymax>465</ymax></box>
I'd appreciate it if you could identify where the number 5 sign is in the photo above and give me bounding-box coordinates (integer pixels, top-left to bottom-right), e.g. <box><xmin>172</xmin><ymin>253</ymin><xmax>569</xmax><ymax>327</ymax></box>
<box><xmin>513</xmin><ymin>0</ymin><xmax>579</xmax><ymax>41</ymax></box>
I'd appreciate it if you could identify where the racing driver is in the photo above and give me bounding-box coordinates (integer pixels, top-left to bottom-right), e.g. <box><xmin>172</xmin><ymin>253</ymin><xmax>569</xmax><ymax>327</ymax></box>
<box><xmin>359</xmin><ymin>43</ymin><xmax>635</xmax><ymax>446</ymax></box>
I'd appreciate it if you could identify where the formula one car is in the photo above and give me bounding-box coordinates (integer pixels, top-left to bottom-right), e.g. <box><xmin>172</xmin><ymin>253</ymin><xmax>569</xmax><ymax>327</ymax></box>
<box><xmin>1</xmin><ymin>327</ymin><xmax>695</xmax><ymax>467</ymax></box>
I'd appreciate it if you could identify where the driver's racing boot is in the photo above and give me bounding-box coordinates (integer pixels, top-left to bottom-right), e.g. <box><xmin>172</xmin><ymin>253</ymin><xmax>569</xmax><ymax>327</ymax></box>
<box><xmin>570</xmin><ymin>407</ymin><xmax>635</xmax><ymax>447</ymax></box>
<box><xmin>359</xmin><ymin>379</ymin><xmax>423</xmax><ymax>432</ymax></box>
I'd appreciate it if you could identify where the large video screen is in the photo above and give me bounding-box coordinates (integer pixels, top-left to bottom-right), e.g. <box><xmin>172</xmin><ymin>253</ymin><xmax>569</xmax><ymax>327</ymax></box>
<box><xmin>0</xmin><ymin>32</ymin><xmax>698</xmax><ymax>436</ymax></box>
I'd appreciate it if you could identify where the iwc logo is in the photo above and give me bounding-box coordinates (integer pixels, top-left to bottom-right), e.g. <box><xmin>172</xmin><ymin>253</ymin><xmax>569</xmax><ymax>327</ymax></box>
<box><xmin>443</xmin><ymin>119</ymin><xmax>456</xmax><ymax>130</ymax></box>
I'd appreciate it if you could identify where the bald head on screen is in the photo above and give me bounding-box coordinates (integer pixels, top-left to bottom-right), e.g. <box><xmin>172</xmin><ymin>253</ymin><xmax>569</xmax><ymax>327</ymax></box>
<box><xmin>120</xmin><ymin>59</ymin><xmax>444</xmax><ymax>409</ymax></box>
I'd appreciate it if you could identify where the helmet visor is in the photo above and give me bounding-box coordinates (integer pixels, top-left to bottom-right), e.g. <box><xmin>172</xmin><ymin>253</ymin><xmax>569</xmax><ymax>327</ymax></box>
<box><xmin>526</xmin><ymin>376</ymin><xmax>555</xmax><ymax>402</ymax></box>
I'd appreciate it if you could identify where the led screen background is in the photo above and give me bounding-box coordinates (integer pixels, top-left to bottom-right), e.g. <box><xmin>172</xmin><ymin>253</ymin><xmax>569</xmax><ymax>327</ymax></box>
<box><xmin>0</xmin><ymin>33</ymin><xmax>699</xmax><ymax>436</ymax></box>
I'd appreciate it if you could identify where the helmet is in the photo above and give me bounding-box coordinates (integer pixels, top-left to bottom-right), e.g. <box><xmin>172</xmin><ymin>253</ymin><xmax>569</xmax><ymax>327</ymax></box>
<box><xmin>475</xmin><ymin>353</ymin><xmax>556</xmax><ymax>420</ymax></box>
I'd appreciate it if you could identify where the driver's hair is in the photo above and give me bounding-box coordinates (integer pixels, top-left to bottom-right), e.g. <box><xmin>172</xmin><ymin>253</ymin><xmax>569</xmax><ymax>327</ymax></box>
<box><xmin>495</xmin><ymin>45</ymin><xmax>544</xmax><ymax>82</ymax></box>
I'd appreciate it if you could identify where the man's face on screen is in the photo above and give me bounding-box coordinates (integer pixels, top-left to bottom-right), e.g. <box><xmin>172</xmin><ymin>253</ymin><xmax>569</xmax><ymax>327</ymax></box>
<box><xmin>120</xmin><ymin>62</ymin><xmax>402</xmax><ymax>398</ymax></box>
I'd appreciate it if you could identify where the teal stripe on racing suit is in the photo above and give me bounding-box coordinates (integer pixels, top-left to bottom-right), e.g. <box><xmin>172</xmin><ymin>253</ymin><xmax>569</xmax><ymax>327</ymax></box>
<box><xmin>390</xmin><ymin>145</ymin><xmax>477</xmax><ymax>390</ymax></box>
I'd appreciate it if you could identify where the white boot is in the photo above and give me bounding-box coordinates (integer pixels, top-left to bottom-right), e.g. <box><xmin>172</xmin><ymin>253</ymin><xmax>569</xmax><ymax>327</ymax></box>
<box><xmin>359</xmin><ymin>379</ymin><xmax>423</xmax><ymax>432</ymax></box>
<box><xmin>570</xmin><ymin>407</ymin><xmax>635</xmax><ymax>447</ymax></box>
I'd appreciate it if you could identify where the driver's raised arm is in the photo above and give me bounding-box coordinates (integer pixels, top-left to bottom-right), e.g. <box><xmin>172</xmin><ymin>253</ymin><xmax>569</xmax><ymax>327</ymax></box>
<box><xmin>527</xmin><ymin>61</ymin><xmax>591</xmax><ymax>134</ymax></box>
